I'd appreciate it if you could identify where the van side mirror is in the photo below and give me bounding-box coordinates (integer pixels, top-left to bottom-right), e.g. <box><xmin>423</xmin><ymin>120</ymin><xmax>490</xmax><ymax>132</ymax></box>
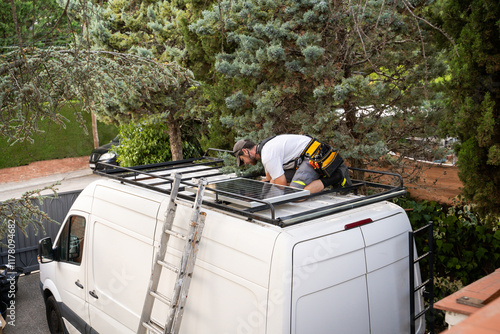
<box><xmin>38</xmin><ymin>237</ymin><xmax>55</xmax><ymax>263</ymax></box>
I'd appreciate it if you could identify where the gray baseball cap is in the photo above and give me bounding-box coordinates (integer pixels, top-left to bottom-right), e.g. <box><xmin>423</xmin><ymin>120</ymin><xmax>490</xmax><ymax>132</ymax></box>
<box><xmin>232</xmin><ymin>139</ymin><xmax>255</xmax><ymax>166</ymax></box>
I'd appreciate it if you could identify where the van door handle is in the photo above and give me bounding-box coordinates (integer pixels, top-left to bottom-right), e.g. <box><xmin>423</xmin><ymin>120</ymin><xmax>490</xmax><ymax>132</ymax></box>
<box><xmin>89</xmin><ymin>290</ymin><xmax>99</xmax><ymax>299</ymax></box>
<box><xmin>75</xmin><ymin>280</ymin><xmax>84</xmax><ymax>289</ymax></box>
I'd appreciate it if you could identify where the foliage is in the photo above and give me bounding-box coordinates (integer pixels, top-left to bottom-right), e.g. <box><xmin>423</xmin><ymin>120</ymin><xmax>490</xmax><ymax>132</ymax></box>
<box><xmin>0</xmin><ymin>184</ymin><xmax>59</xmax><ymax>241</ymax></box>
<box><xmin>394</xmin><ymin>196</ymin><xmax>500</xmax><ymax>294</ymax></box>
<box><xmin>0</xmin><ymin>47</ymin><xmax>196</xmax><ymax>147</ymax></box>
<box><xmin>0</xmin><ymin>0</ymin><xmax>76</xmax><ymax>53</ymax></box>
<box><xmin>194</xmin><ymin>76</ymin><xmax>238</xmax><ymax>152</ymax></box>
<box><xmin>114</xmin><ymin>119</ymin><xmax>171</xmax><ymax>167</ymax></box>
<box><xmin>0</xmin><ymin>0</ymin><xmax>86</xmax><ymax>145</ymax></box>
<box><xmin>191</xmin><ymin>0</ymin><xmax>448</xmax><ymax>174</ymax></box>
<box><xmin>433</xmin><ymin>0</ymin><xmax>500</xmax><ymax>216</ymax></box>
<box><xmin>86</xmin><ymin>0</ymin><xmax>221</xmax><ymax>159</ymax></box>
<box><xmin>1</xmin><ymin>0</ymin><xmax>203</xmax><ymax>160</ymax></box>
<box><xmin>395</xmin><ymin>195</ymin><xmax>500</xmax><ymax>330</ymax></box>
<box><xmin>114</xmin><ymin>117</ymin><xmax>200</xmax><ymax>167</ymax></box>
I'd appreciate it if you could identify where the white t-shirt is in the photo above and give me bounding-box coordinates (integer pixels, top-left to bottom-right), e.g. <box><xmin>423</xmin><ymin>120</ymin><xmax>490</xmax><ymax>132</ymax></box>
<box><xmin>260</xmin><ymin>135</ymin><xmax>311</xmax><ymax>180</ymax></box>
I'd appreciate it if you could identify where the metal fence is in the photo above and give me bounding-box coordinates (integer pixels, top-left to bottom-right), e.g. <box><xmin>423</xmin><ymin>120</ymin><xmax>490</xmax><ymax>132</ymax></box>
<box><xmin>0</xmin><ymin>190</ymin><xmax>82</xmax><ymax>273</ymax></box>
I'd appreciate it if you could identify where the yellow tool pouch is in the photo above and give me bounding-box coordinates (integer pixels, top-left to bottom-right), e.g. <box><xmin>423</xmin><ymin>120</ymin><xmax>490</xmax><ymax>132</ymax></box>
<box><xmin>300</xmin><ymin>138</ymin><xmax>344</xmax><ymax>178</ymax></box>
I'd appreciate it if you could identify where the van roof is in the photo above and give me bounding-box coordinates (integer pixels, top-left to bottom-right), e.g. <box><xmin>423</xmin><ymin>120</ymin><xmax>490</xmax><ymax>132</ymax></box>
<box><xmin>93</xmin><ymin>153</ymin><xmax>405</xmax><ymax>227</ymax></box>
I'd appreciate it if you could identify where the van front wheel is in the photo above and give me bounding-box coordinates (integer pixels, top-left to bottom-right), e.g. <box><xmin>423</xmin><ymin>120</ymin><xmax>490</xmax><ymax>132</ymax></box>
<box><xmin>46</xmin><ymin>296</ymin><xmax>64</xmax><ymax>334</ymax></box>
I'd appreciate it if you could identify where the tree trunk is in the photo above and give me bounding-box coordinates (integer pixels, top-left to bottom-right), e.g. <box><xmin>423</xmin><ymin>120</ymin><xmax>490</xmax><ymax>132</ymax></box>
<box><xmin>91</xmin><ymin>112</ymin><xmax>99</xmax><ymax>148</ymax></box>
<box><xmin>344</xmin><ymin>97</ymin><xmax>365</xmax><ymax>180</ymax></box>
<box><xmin>166</xmin><ymin>111</ymin><xmax>183</xmax><ymax>161</ymax></box>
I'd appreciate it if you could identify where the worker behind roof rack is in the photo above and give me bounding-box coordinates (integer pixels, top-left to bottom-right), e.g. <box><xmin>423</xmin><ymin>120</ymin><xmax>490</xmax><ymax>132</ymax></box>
<box><xmin>232</xmin><ymin>134</ymin><xmax>352</xmax><ymax>194</ymax></box>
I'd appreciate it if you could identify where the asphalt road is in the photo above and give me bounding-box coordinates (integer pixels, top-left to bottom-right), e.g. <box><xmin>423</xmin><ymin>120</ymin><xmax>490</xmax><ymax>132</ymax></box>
<box><xmin>3</xmin><ymin>272</ymin><xmax>49</xmax><ymax>334</ymax></box>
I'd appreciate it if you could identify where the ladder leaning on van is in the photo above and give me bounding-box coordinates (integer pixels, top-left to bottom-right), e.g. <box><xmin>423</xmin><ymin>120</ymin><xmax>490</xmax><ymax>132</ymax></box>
<box><xmin>138</xmin><ymin>173</ymin><xmax>207</xmax><ymax>334</ymax></box>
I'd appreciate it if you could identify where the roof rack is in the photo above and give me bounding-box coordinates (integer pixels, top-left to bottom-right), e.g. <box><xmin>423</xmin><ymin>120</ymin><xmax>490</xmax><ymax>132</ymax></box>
<box><xmin>93</xmin><ymin>152</ymin><xmax>406</xmax><ymax>227</ymax></box>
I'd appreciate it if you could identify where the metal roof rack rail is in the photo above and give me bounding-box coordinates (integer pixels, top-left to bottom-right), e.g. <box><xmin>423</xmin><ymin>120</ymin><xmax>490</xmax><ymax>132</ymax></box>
<box><xmin>93</xmin><ymin>152</ymin><xmax>406</xmax><ymax>227</ymax></box>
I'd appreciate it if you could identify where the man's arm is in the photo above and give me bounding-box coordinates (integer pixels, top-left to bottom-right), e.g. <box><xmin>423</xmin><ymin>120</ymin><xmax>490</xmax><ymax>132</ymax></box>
<box><xmin>270</xmin><ymin>174</ymin><xmax>287</xmax><ymax>186</ymax></box>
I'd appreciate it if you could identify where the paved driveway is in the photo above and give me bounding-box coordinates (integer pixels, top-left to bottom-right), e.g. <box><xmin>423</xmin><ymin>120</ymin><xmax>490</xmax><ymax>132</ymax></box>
<box><xmin>3</xmin><ymin>272</ymin><xmax>49</xmax><ymax>334</ymax></box>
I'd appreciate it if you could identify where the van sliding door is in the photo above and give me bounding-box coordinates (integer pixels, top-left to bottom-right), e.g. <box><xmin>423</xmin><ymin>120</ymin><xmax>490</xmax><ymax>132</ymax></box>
<box><xmin>86</xmin><ymin>185</ymin><xmax>161</xmax><ymax>333</ymax></box>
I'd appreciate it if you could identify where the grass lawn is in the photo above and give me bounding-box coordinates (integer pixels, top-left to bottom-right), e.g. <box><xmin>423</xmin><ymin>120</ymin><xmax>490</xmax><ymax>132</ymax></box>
<box><xmin>0</xmin><ymin>105</ymin><xmax>118</xmax><ymax>169</ymax></box>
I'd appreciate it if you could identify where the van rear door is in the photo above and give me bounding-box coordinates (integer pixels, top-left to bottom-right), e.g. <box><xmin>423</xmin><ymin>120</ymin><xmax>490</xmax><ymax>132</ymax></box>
<box><xmin>291</xmin><ymin>227</ymin><xmax>370</xmax><ymax>333</ymax></box>
<box><xmin>361</xmin><ymin>213</ymin><xmax>424</xmax><ymax>334</ymax></box>
<box><xmin>291</xmin><ymin>212</ymin><xmax>423</xmax><ymax>334</ymax></box>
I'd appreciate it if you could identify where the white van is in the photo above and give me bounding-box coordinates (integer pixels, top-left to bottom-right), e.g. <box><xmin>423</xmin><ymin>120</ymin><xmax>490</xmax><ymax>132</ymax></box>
<box><xmin>38</xmin><ymin>157</ymin><xmax>425</xmax><ymax>334</ymax></box>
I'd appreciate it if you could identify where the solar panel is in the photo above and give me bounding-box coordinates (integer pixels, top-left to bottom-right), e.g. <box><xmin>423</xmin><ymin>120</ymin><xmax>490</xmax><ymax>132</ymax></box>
<box><xmin>193</xmin><ymin>178</ymin><xmax>310</xmax><ymax>208</ymax></box>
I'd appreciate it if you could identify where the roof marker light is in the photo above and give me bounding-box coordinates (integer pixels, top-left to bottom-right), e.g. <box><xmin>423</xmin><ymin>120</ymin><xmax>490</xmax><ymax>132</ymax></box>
<box><xmin>345</xmin><ymin>218</ymin><xmax>373</xmax><ymax>230</ymax></box>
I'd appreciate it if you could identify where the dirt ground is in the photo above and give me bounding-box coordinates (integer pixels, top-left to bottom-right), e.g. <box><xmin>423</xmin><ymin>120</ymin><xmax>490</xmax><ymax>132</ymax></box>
<box><xmin>0</xmin><ymin>156</ymin><xmax>463</xmax><ymax>205</ymax></box>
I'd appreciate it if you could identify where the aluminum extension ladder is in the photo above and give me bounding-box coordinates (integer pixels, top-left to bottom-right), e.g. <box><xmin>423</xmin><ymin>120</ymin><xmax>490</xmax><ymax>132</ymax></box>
<box><xmin>138</xmin><ymin>173</ymin><xmax>207</xmax><ymax>334</ymax></box>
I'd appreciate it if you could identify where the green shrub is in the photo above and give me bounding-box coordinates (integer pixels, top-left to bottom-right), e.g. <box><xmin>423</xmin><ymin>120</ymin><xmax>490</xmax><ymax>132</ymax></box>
<box><xmin>114</xmin><ymin>118</ymin><xmax>200</xmax><ymax>167</ymax></box>
<box><xmin>394</xmin><ymin>196</ymin><xmax>500</xmax><ymax>331</ymax></box>
<box><xmin>394</xmin><ymin>196</ymin><xmax>500</xmax><ymax>293</ymax></box>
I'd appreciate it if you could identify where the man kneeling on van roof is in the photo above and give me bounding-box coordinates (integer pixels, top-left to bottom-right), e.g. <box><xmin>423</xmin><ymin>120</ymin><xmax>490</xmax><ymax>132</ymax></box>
<box><xmin>233</xmin><ymin>134</ymin><xmax>352</xmax><ymax>194</ymax></box>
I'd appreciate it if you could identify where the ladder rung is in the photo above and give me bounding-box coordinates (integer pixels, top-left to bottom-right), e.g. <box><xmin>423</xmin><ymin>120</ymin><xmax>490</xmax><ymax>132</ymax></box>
<box><xmin>158</xmin><ymin>260</ymin><xmax>179</xmax><ymax>273</ymax></box>
<box><xmin>414</xmin><ymin>278</ymin><xmax>430</xmax><ymax>293</ymax></box>
<box><xmin>164</xmin><ymin>229</ymin><xmax>187</xmax><ymax>241</ymax></box>
<box><xmin>414</xmin><ymin>305</ymin><xmax>431</xmax><ymax>320</ymax></box>
<box><xmin>413</xmin><ymin>251</ymin><xmax>431</xmax><ymax>264</ymax></box>
<box><xmin>150</xmin><ymin>291</ymin><xmax>172</xmax><ymax>306</ymax></box>
<box><xmin>142</xmin><ymin>320</ymin><xmax>164</xmax><ymax>334</ymax></box>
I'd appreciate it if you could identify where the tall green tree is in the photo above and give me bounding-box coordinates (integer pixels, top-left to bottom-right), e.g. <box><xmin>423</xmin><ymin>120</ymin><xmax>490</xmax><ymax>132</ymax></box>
<box><xmin>87</xmin><ymin>0</ymin><xmax>218</xmax><ymax>159</ymax></box>
<box><xmin>0</xmin><ymin>0</ymin><xmax>196</xmax><ymax>235</ymax></box>
<box><xmin>1</xmin><ymin>0</ymin><xmax>201</xmax><ymax>159</ymax></box>
<box><xmin>0</xmin><ymin>0</ymin><xmax>82</xmax><ymax>237</ymax></box>
<box><xmin>435</xmin><ymin>0</ymin><xmax>500</xmax><ymax>217</ymax></box>
<box><xmin>88</xmin><ymin>0</ymin><xmax>238</xmax><ymax>153</ymax></box>
<box><xmin>191</xmin><ymin>0</ymin><xmax>448</xmax><ymax>176</ymax></box>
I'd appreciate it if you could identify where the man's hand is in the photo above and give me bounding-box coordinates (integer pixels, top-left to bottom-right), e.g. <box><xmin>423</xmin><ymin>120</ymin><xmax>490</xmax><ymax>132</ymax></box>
<box><xmin>261</xmin><ymin>172</ymin><xmax>272</xmax><ymax>182</ymax></box>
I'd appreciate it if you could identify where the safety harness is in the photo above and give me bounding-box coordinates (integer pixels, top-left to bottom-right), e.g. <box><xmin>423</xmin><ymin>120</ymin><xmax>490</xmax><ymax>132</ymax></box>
<box><xmin>256</xmin><ymin>135</ymin><xmax>276</xmax><ymax>156</ymax></box>
<box><xmin>299</xmin><ymin>137</ymin><xmax>344</xmax><ymax>178</ymax></box>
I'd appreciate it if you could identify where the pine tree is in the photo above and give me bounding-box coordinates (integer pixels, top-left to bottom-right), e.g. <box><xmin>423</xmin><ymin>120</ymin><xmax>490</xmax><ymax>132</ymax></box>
<box><xmin>191</xmin><ymin>0</ymin><xmax>447</xmax><ymax>174</ymax></box>
<box><xmin>0</xmin><ymin>185</ymin><xmax>59</xmax><ymax>241</ymax></box>
<box><xmin>1</xmin><ymin>46</ymin><xmax>196</xmax><ymax>147</ymax></box>
<box><xmin>87</xmin><ymin>0</ymin><xmax>225</xmax><ymax>158</ymax></box>
<box><xmin>1</xmin><ymin>0</ymin><xmax>214</xmax><ymax>156</ymax></box>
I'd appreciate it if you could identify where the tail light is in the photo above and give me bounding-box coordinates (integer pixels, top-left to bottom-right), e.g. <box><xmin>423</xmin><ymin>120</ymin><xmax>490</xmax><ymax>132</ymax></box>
<box><xmin>345</xmin><ymin>218</ymin><xmax>373</xmax><ymax>230</ymax></box>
